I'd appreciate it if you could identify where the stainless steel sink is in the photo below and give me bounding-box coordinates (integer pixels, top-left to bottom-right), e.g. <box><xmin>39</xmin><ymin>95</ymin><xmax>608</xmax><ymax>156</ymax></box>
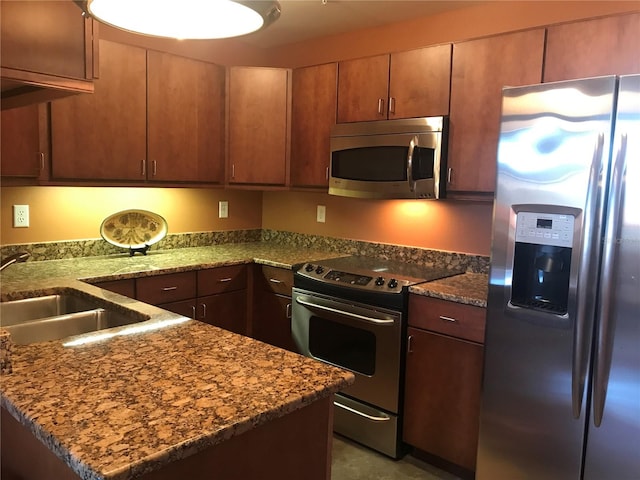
<box><xmin>0</xmin><ymin>293</ymin><xmax>144</xmax><ymax>345</ymax></box>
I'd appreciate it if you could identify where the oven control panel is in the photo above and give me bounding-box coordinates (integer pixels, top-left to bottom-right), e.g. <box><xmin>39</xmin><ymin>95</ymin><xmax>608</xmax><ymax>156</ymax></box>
<box><xmin>298</xmin><ymin>263</ymin><xmax>409</xmax><ymax>293</ymax></box>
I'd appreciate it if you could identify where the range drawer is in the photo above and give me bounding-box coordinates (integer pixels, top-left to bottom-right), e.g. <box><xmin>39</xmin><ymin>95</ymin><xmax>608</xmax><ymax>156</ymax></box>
<box><xmin>197</xmin><ymin>265</ymin><xmax>247</xmax><ymax>297</ymax></box>
<box><xmin>136</xmin><ymin>271</ymin><xmax>197</xmax><ymax>305</ymax></box>
<box><xmin>408</xmin><ymin>294</ymin><xmax>486</xmax><ymax>344</ymax></box>
<box><xmin>258</xmin><ymin>265</ymin><xmax>294</xmax><ymax>296</ymax></box>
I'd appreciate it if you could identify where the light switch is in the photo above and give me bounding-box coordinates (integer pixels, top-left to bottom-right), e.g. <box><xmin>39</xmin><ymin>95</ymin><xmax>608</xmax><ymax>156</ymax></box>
<box><xmin>219</xmin><ymin>201</ymin><xmax>229</xmax><ymax>219</ymax></box>
<box><xmin>317</xmin><ymin>205</ymin><xmax>326</xmax><ymax>223</ymax></box>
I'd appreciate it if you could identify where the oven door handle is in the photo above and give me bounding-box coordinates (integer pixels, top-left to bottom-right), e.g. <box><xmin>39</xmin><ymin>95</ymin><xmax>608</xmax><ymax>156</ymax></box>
<box><xmin>295</xmin><ymin>297</ymin><xmax>395</xmax><ymax>325</ymax></box>
<box><xmin>334</xmin><ymin>401</ymin><xmax>391</xmax><ymax>422</ymax></box>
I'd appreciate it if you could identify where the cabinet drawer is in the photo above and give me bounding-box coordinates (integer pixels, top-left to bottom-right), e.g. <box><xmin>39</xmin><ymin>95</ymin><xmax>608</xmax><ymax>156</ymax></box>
<box><xmin>95</xmin><ymin>279</ymin><xmax>136</xmax><ymax>298</ymax></box>
<box><xmin>408</xmin><ymin>294</ymin><xmax>486</xmax><ymax>344</ymax></box>
<box><xmin>136</xmin><ymin>271</ymin><xmax>197</xmax><ymax>305</ymax></box>
<box><xmin>258</xmin><ymin>265</ymin><xmax>294</xmax><ymax>296</ymax></box>
<box><xmin>197</xmin><ymin>265</ymin><xmax>247</xmax><ymax>297</ymax></box>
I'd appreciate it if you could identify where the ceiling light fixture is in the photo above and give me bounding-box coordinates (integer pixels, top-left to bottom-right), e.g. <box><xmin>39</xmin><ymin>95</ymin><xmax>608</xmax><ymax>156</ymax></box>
<box><xmin>78</xmin><ymin>0</ymin><xmax>281</xmax><ymax>40</ymax></box>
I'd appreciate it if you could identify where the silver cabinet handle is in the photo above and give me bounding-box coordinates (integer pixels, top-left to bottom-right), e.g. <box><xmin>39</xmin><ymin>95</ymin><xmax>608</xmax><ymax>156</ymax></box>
<box><xmin>389</xmin><ymin>96</ymin><xmax>396</xmax><ymax>115</ymax></box>
<box><xmin>200</xmin><ymin>303</ymin><xmax>207</xmax><ymax>319</ymax></box>
<box><xmin>231</xmin><ymin>164</ymin><xmax>235</xmax><ymax>179</ymax></box>
<box><xmin>141</xmin><ymin>159</ymin><xmax>146</xmax><ymax>176</ymax></box>
<box><xmin>39</xmin><ymin>152</ymin><xmax>45</xmax><ymax>171</ymax></box>
<box><xmin>191</xmin><ymin>305</ymin><xmax>197</xmax><ymax>320</ymax></box>
<box><xmin>572</xmin><ymin>132</ymin><xmax>606</xmax><ymax>419</ymax></box>
<box><xmin>161</xmin><ymin>286</ymin><xmax>178</xmax><ymax>291</ymax></box>
<box><xmin>407</xmin><ymin>335</ymin><xmax>414</xmax><ymax>353</ymax></box>
<box><xmin>152</xmin><ymin>160</ymin><xmax>157</xmax><ymax>176</ymax></box>
<box><xmin>439</xmin><ymin>315</ymin><xmax>457</xmax><ymax>323</ymax></box>
<box><xmin>334</xmin><ymin>401</ymin><xmax>390</xmax><ymax>422</ymax></box>
<box><xmin>269</xmin><ymin>278</ymin><xmax>283</xmax><ymax>284</ymax></box>
<box><xmin>447</xmin><ymin>167</ymin><xmax>453</xmax><ymax>184</ymax></box>
<box><xmin>592</xmin><ymin>133</ymin><xmax>627</xmax><ymax>427</ymax></box>
<box><xmin>377</xmin><ymin>98</ymin><xmax>385</xmax><ymax>115</ymax></box>
<box><xmin>286</xmin><ymin>303</ymin><xmax>292</xmax><ymax>319</ymax></box>
<box><xmin>295</xmin><ymin>297</ymin><xmax>394</xmax><ymax>325</ymax></box>
<box><xmin>218</xmin><ymin>277</ymin><xmax>232</xmax><ymax>283</ymax></box>
<box><xmin>325</xmin><ymin>166</ymin><xmax>329</xmax><ymax>181</ymax></box>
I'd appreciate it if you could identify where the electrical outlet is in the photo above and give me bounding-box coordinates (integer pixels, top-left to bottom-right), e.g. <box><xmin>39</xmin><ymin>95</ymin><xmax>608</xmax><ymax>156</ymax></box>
<box><xmin>316</xmin><ymin>205</ymin><xmax>326</xmax><ymax>223</ymax></box>
<box><xmin>219</xmin><ymin>201</ymin><xmax>229</xmax><ymax>219</ymax></box>
<box><xmin>13</xmin><ymin>205</ymin><xmax>29</xmax><ymax>228</ymax></box>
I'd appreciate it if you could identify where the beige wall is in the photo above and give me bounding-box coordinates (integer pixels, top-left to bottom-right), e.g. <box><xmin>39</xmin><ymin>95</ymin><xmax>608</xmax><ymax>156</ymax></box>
<box><xmin>262</xmin><ymin>191</ymin><xmax>493</xmax><ymax>256</ymax></box>
<box><xmin>0</xmin><ymin>187</ymin><xmax>262</xmax><ymax>245</ymax></box>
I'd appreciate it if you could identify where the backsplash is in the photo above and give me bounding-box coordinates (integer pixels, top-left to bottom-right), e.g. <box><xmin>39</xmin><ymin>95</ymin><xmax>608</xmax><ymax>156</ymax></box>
<box><xmin>0</xmin><ymin>229</ymin><xmax>489</xmax><ymax>274</ymax></box>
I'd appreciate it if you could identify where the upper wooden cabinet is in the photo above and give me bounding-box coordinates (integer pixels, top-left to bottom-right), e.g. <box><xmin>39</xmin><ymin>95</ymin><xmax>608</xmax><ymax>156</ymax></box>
<box><xmin>50</xmin><ymin>41</ymin><xmax>225</xmax><ymax>184</ymax></box>
<box><xmin>544</xmin><ymin>12</ymin><xmax>640</xmax><ymax>83</ymax></box>
<box><xmin>337</xmin><ymin>44</ymin><xmax>451</xmax><ymax>123</ymax></box>
<box><xmin>1</xmin><ymin>105</ymin><xmax>44</xmax><ymax>179</ymax></box>
<box><xmin>290</xmin><ymin>63</ymin><xmax>337</xmax><ymax>188</ymax></box>
<box><xmin>447</xmin><ymin>29</ymin><xmax>545</xmax><ymax>195</ymax></box>
<box><xmin>227</xmin><ymin>67</ymin><xmax>290</xmax><ymax>186</ymax></box>
<box><xmin>147</xmin><ymin>51</ymin><xmax>225</xmax><ymax>183</ymax></box>
<box><xmin>51</xmin><ymin>40</ymin><xmax>147</xmax><ymax>181</ymax></box>
<box><xmin>1</xmin><ymin>0</ymin><xmax>95</xmax><ymax>110</ymax></box>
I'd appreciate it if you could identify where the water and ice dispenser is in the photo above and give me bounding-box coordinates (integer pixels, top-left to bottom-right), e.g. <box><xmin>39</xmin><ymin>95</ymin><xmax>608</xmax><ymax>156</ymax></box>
<box><xmin>511</xmin><ymin>212</ymin><xmax>575</xmax><ymax>314</ymax></box>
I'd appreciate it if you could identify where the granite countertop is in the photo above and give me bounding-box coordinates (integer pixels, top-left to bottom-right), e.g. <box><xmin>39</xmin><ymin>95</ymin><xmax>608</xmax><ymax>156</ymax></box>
<box><xmin>409</xmin><ymin>272</ymin><xmax>489</xmax><ymax>308</ymax></box>
<box><xmin>0</xmin><ymin>242</ymin><xmax>353</xmax><ymax>480</ymax></box>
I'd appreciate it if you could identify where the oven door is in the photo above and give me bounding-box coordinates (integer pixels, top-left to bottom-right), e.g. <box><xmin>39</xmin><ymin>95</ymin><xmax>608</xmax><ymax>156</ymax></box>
<box><xmin>291</xmin><ymin>288</ymin><xmax>402</xmax><ymax>414</ymax></box>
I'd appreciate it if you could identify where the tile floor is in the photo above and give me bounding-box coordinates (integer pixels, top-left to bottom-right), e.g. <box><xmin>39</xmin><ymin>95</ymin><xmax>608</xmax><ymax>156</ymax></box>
<box><xmin>331</xmin><ymin>435</ymin><xmax>463</xmax><ymax>480</ymax></box>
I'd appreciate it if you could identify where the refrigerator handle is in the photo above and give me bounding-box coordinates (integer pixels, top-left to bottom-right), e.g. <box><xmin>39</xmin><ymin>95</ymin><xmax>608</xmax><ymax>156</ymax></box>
<box><xmin>592</xmin><ymin>133</ymin><xmax>628</xmax><ymax>427</ymax></box>
<box><xmin>572</xmin><ymin>132</ymin><xmax>605</xmax><ymax>419</ymax></box>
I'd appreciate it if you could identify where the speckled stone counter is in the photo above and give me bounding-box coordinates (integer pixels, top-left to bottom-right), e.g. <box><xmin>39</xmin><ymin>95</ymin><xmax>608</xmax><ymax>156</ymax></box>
<box><xmin>1</xmin><ymin>320</ymin><xmax>353</xmax><ymax>480</ymax></box>
<box><xmin>0</xmin><ymin>242</ymin><xmax>353</xmax><ymax>480</ymax></box>
<box><xmin>409</xmin><ymin>272</ymin><xmax>489</xmax><ymax>308</ymax></box>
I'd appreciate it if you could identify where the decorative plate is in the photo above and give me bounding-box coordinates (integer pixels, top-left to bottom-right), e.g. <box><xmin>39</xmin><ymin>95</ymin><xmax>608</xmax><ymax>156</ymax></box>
<box><xmin>100</xmin><ymin>209</ymin><xmax>168</xmax><ymax>249</ymax></box>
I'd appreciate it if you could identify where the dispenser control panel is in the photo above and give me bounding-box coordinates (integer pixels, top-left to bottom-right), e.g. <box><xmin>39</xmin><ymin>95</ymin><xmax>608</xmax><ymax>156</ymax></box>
<box><xmin>515</xmin><ymin>212</ymin><xmax>574</xmax><ymax>248</ymax></box>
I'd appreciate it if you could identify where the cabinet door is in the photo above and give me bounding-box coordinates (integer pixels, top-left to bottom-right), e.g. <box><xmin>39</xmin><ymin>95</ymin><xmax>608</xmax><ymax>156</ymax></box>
<box><xmin>448</xmin><ymin>29</ymin><xmax>544</xmax><ymax>194</ymax></box>
<box><xmin>290</xmin><ymin>63</ymin><xmax>337</xmax><ymax>188</ymax></box>
<box><xmin>199</xmin><ymin>290</ymin><xmax>247</xmax><ymax>335</ymax></box>
<box><xmin>228</xmin><ymin>67</ymin><xmax>289</xmax><ymax>185</ymax></box>
<box><xmin>389</xmin><ymin>45</ymin><xmax>451</xmax><ymax>119</ymax></box>
<box><xmin>159</xmin><ymin>298</ymin><xmax>197</xmax><ymax>319</ymax></box>
<box><xmin>1</xmin><ymin>105</ymin><xmax>42</xmax><ymax>178</ymax></box>
<box><xmin>544</xmin><ymin>13</ymin><xmax>640</xmax><ymax>83</ymax></box>
<box><xmin>197</xmin><ymin>265</ymin><xmax>247</xmax><ymax>297</ymax></box>
<box><xmin>337</xmin><ymin>54</ymin><xmax>390</xmax><ymax>123</ymax></box>
<box><xmin>403</xmin><ymin>327</ymin><xmax>484</xmax><ymax>471</ymax></box>
<box><xmin>51</xmin><ymin>40</ymin><xmax>147</xmax><ymax>180</ymax></box>
<box><xmin>0</xmin><ymin>0</ymin><xmax>94</xmax><ymax>109</ymax></box>
<box><xmin>147</xmin><ymin>51</ymin><xmax>225</xmax><ymax>183</ymax></box>
<box><xmin>253</xmin><ymin>292</ymin><xmax>296</xmax><ymax>352</ymax></box>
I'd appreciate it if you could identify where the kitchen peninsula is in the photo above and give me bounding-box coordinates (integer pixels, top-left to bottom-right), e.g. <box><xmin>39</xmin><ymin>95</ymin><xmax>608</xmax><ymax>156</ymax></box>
<box><xmin>0</xmin><ymin>243</ymin><xmax>355</xmax><ymax>480</ymax></box>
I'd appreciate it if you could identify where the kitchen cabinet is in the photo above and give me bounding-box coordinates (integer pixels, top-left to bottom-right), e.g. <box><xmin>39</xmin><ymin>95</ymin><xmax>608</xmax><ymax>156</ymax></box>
<box><xmin>252</xmin><ymin>265</ymin><xmax>297</xmax><ymax>352</ymax></box>
<box><xmin>1</xmin><ymin>105</ymin><xmax>45</xmax><ymax>179</ymax></box>
<box><xmin>93</xmin><ymin>278</ymin><xmax>136</xmax><ymax>298</ymax></box>
<box><xmin>403</xmin><ymin>294</ymin><xmax>486</xmax><ymax>472</ymax></box>
<box><xmin>51</xmin><ymin>40</ymin><xmax>225</xmax><ymax>184</ymax></box>
<box><xmin>51</xmin><ymin>40</ymin><xmax>147</xmax><ymax>181</ymax></box>
<box><xmin>447</xmin><ymin>29</ymin><xmax>544</xmax><ymax>196</ymax></box>
<box><xmin>0</xmin><ymin>0</ymin><xmax>95</xmax><ymax>110</ymax></box>
<box><xmin>227</xmin><ymin>67</ymin><xmax>290</xmax><ymax>186</ymax></box>
<box><xmin>146</xmin><ymin>50</ymin><xmax>225</xmax><ymax>183</ymax></box>
<box><xmin>544</xmin><ymin>12</ymin><xmax>640</xmax><ymax>83</ymax></box>
<box><xmin>290</xmin><ymin>63</ymin><xmax>337</xmax><ymax>188</ymax></box>
<box><xmin>136</xmin><ymin>267</ymin><xmax>248</xmax><ymax>335</ymax></box>
<box><xmin>337</xmin><ymin>45</ymin><xmax>451</xmax><ymax>123</ymax></box>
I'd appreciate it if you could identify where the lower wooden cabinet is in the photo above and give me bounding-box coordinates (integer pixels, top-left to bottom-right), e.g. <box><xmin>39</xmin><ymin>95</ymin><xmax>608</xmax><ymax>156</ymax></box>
<box><xmin>251</xmin><ymin>265</ymin><xmax>297</xmax><ymax>352</ymax></box>
<box><xmin>404</xmin><ymin>294</ymin><xmax>486</xmax><ymax>472</ymax></box>
<box><xmin>93</xmin><ymin>278</ymin><xmax>136</xmax><ymax>298</ymax></box>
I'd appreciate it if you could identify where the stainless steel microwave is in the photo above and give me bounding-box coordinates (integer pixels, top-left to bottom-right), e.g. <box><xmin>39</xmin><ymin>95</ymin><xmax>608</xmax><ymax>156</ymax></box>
<box><xmin>329</xmin><ymin>116</ymin><xmax>448</xmax><ymax>199</ymax></box>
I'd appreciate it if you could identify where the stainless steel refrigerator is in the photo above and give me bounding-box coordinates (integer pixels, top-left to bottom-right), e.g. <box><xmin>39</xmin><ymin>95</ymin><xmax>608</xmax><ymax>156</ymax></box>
<box><xmin>477</xmin><ymin>74</ymin><xmax>639</xmax><ymax>479</ymax></box>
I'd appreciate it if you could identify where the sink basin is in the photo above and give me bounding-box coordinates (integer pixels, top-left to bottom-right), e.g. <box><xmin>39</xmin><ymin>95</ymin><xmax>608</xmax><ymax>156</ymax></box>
<box><xmin>0</xmin><ymin>293</ymin><xmax>144</xmax><ymax>345</ymax></box>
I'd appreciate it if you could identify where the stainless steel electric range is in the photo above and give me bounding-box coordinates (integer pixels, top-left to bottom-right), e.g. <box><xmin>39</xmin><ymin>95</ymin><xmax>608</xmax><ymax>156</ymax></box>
<box><xmin>291</xmin><ymin>255</ymin><xmax>462</xmax><ymax>458</ymax></box>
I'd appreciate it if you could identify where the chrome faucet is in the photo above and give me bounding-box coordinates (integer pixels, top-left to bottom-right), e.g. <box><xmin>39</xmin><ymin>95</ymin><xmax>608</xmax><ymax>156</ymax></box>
<box><xmin>0</xmin><ymin>252</ymin><xmax>30</xmax><ymax>271</ymax></box>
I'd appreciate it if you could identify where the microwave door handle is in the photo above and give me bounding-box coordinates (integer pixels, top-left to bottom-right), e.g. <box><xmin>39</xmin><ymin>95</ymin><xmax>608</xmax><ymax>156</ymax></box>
<box><xmin>407</xmin><ymin>137</ymin><xmax>416</xmax><ymax>192</ymax></box>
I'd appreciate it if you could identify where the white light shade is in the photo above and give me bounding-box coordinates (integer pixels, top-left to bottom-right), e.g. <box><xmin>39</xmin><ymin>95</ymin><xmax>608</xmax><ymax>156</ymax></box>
<box><xmin>86</xmin><ymin>0</ymin><xmax>280</xmax><ymax>40</ymax></box>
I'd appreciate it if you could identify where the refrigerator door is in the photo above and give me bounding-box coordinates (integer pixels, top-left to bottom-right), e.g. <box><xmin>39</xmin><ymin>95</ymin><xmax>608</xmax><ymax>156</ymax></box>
<box><xmin>477</xmin><ymin>76</ymin><xmax>618</xmax><ymax>480</ymax></box>
<box><xmin>583</xmin><ymin>74</ymin><xmax>640</xmax><ymax>479</ymax></box>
